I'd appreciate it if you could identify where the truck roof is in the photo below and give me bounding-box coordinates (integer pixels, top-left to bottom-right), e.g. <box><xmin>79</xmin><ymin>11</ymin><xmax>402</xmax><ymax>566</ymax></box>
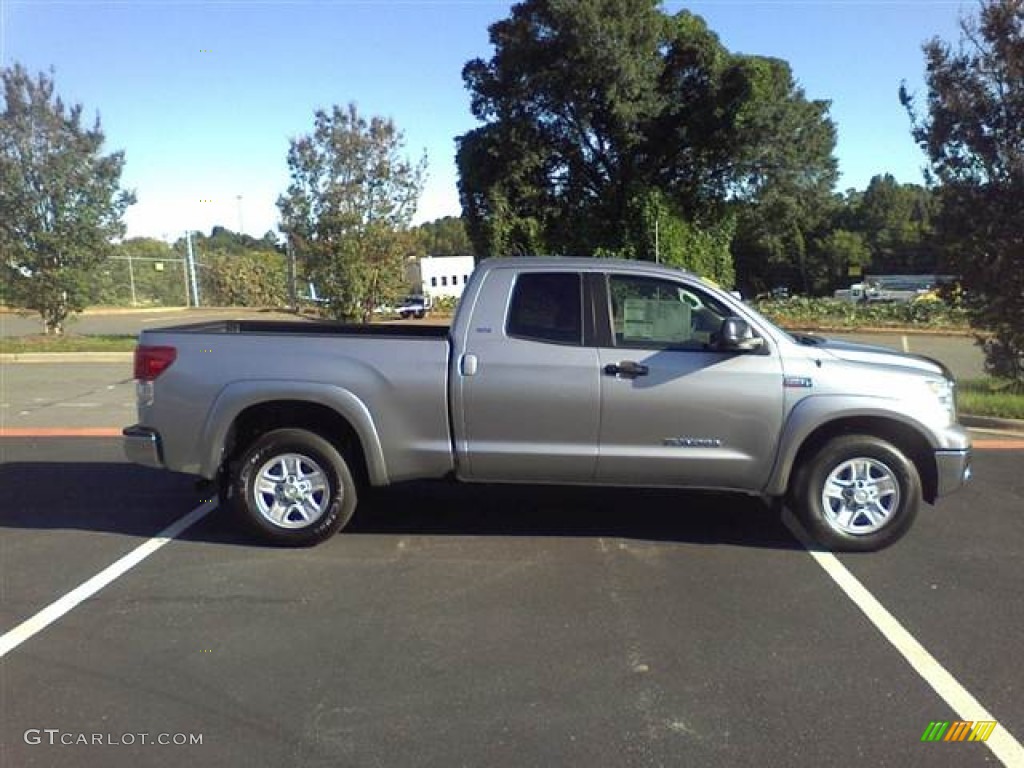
<box><xmin>479</xmin><ymin>256</ymin><xmax>699</xmax><ymax>281</ymax></box>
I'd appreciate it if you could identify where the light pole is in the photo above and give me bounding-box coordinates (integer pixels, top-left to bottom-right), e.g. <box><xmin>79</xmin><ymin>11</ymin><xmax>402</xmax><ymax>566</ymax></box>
<box><xmin>186</xmin><ymin>231</ymin><xmax>201</xmax><ymax>307</ymax></box>
<box><xmin>127</xmin><ymin>249</ymin><xmax>137</xmax><ymax>306</ymax></box>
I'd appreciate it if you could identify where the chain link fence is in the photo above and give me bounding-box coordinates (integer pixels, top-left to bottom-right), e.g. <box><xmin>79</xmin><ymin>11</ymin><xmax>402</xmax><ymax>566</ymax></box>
<box><xmin>87</xmin><ymin>255</ymin><xmax>192</xmax><ymax>307</ymax></box>
<box><xmin>83</xmin><ymin>251</ymin><xmax>291</xmax><ymax>308</ymax></box>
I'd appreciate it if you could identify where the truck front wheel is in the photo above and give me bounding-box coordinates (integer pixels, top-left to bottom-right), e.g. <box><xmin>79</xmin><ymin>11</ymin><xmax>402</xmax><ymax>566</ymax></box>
<box><xmin>233</xmin><ymin>428</ymin><xmax>357</xmax><ymax>545</ymax></box>
<box><xmin>792</xmin><ymin>434</ymin><xmax>921</xmax><ymax>552</ymax></box>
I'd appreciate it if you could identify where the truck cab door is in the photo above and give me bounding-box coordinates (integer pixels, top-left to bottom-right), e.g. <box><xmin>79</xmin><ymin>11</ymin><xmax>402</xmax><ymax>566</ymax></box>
<box><xmin>595</xmin><ymin>273</ymin><xmax>784</xmax><ymax>491</ymax></box>
<box><xmin>451</xmin><ymin>269</ymin><xmax>601</xmax><ymax>483</ymax></box>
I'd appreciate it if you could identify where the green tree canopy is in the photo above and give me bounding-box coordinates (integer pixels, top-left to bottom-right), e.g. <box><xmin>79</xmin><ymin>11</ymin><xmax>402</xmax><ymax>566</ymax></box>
<box><xmin>902</xmin><ymin>0</ymin><xmax>1024</xmax><ymax>380</ymax></box>
<box><xmin>856</xmin><ymin>174</ymin><xmax>937</xmax><ymax>273</ymax></box>
<box><xmin>414</xmin><ymin>216</ymin><xmax>473</xmax><ymax>258</ymax></box>
<box><xmin>277</xmin><ymin>103</ymin><xmax>426</xmax><ymax>321</ymax></box>
<box><xmin>0</xmin><ymin>64</ymin><xmax>135</xmax><ymax>333</ymax></box>
<box><xmin>456</xmin><ymin>0</ymin><xmax>837</xmax><ymax>288</ymax></box>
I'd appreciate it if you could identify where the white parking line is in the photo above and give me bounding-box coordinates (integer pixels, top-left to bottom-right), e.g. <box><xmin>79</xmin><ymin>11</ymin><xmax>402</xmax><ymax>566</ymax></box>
<box><xmin>783</xmin><ymin>510</ymin><xmax>1024</xmax><ymax>766</ymax></box>
<box><xmin>0</xmin><ymin>499</ymin><xmax>217</xmax><ymax>659</ymax></box>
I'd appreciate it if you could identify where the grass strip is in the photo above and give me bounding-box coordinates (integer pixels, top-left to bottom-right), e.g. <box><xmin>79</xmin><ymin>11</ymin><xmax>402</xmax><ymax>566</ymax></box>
<box><xmin>958</xmin><ymin>378</ymin><xmax>1024</xmax><ymax>420</ymax></box>
<box><xmin>0</xmin><ymin>334</ymin><xmax>137</xmax><ymax>354</ymax></box>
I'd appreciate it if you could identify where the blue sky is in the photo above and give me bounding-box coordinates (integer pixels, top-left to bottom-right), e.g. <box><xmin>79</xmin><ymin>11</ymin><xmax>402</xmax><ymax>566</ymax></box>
<box><xmin>3</xmin><ymin>0</ymin><xmax>967</xmax><ymax>241</ymax></box>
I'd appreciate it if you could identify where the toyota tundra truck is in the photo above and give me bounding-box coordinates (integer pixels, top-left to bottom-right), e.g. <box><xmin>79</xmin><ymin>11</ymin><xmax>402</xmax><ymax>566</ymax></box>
<box><xmin>123</xmin><ymin>257</ymin><xmax>971</xmax><ymax>550</ymax></box>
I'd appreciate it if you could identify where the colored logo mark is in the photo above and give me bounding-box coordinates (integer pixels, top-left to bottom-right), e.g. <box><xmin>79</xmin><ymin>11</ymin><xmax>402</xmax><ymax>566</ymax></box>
<box><xmin>921</xmin><ymin>720</ymin><xmax>997</xmax><ymax>742</ymax></box>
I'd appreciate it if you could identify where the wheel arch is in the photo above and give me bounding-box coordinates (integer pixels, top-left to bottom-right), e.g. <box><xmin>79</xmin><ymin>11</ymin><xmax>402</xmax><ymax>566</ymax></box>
<box><xmin>198</xmin><ymin>382</ymin><xmax>388</xmax><ymax>486</ymax></box>
<box><xmin>768</xmin><ymin>408</ymin><xmax>939</xmax><ymax>504</ymax></box>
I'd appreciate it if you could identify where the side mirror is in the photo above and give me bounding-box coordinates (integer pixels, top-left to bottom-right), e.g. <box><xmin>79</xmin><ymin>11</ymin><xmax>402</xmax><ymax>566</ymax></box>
<box><xmin>716</xmin><ymin>317</ymin><xmax>764</xmax><ymax>352</ymax></box>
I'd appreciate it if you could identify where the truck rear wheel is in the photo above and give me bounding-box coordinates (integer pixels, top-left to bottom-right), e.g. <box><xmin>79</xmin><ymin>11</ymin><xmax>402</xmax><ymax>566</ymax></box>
<box><xmin>792</xmin><ymin>434</ymin><xmax>920</xmax><ymax>552</ymax></box>
<box><xmin>233</xmin><ymin>428</ymin><xmax>357</xmax><ymax>546</ymax></box>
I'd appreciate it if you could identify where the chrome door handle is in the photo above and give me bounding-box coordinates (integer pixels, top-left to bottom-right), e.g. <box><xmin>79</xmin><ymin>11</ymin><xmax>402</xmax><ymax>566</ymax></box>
<box><xmin>604</xmin><ymin>361</ymin><xmax>649</xmax><ymax>378</ymax></box>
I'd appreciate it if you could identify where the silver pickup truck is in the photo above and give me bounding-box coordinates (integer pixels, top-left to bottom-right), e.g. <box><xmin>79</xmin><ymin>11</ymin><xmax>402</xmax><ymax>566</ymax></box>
<box><xmin>124</xmin><ymin>257</ymin><xmax>971</xmax><ymax>551</ymax></box>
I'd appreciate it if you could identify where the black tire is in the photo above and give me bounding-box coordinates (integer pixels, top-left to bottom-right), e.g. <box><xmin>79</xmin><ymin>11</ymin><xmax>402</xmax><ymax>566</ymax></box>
<box><xmin>791</xmin><ymin>434</ymin><xmax>920</xmax><ymax>552</ymax></box>
<box><xmin>414</xmin><ymin>310</ymin><xmax>425</xmax><ymax>319</ymax></box>
<box><xmin>399</xmin><ymin>312</ymin><xmax>410</xmax><ymax>319</ymax></box>
<box><xmin>233</xmin><ymin>428</ymin><xmax>357</xmax><ymax>546</ymax></box>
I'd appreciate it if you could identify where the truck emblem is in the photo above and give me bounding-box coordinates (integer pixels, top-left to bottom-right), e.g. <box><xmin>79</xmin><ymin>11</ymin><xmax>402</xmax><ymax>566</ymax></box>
<box><xmin>663</xmin><ymin>437</ymin><xmax>723</xmax><ymax>448</ymax></box>
<box><xmin>784</xmin><ymin>377</ymin><xmax>813</xmax><ymax>388</ymax></box>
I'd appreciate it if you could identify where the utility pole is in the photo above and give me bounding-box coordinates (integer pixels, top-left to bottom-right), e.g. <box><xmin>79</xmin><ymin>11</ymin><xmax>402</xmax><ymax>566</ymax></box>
<box><xmin>186</xmin><ymin>231</ymin><xmax>201</xmax><ymax>307</ymax></box>
<box><xmin>286</xmin><ymin>236</ymin><xmax>297</xmax><ymax>310</ymax></box>
<box><xmin>127</xmin><ymin>249</ymin><xmax>137</xmax><ymax>306</ymax></box>
<box><xmin>655</xmin><ymin>216</ymin><xmax>660</xmax><ymax>264</ymax></box>
<box><xmin>182</xmin><ymin>247</ymin><xmax>191</xmax><ymax>307</ymax></box>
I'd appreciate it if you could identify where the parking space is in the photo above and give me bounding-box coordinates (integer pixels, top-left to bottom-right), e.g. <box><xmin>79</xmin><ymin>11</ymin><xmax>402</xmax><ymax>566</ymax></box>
<box><xmin>837</xmin><ymin>449</ymin><xmax>1024</xmax><ymax>746</ymax></box>
<box><xmin>0</xmin><ymin>438</ymin><xmax>196</xmax><ymax>629</ymax></box>
<box><xmin>1</xmin><ymin>436</ymin><xmax>1021</xmax><ymax>767</ymax></box>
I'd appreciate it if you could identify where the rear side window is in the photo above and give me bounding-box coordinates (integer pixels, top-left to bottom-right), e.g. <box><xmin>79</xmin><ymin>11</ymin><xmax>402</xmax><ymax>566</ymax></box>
<box><xmin>506</xmin><ymin>272</ymin><xmax>582</xmax><ymax>345</ymax></box>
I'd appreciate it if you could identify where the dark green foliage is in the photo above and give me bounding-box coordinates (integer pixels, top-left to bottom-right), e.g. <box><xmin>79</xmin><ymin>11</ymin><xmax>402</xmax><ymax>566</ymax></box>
<box><xmin>856</xmin><ymin>174</ymin><xmax>938</xmax><ymax>273</ymax></box>
<box><xmin>456</xmin><ymin>1</ymin><xmax>838</xmax><ymax>288</ymax></box>
<box><xmin>414</xmin><ymin>216</ymin><xmax>473</xmax><ymax>258</ymax></box>
<box><xmin>201</xmin><ymin>226</ymin><xmax>283</xmax><ymax>255</ymax></box>
<box><xmin>0</xmin><ymin>64</ymin><xmax>135</xmax><ymax>333</ymax></box>
<box><xmin>903</xmin><ymin>0</ymin><xmax>1024</xmax><ymax>381</ymax></box>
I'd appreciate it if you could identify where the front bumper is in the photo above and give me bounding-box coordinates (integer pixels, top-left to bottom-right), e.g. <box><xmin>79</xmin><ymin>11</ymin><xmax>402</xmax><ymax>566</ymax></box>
<box><xmin>935</xmin><ymin>448</ymin><xmax>972</xmax><ymax>497</ymax></box>
<box><xmin>123</xmin><ymin>425</ymin><xmax>164</xmax><ymax>469</ymax></box>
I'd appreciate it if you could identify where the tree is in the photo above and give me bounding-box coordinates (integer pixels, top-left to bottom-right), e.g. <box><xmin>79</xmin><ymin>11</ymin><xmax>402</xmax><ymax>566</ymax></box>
<box><xmin>856</xmin><ymin>174</ymin><xmax>937</xmax><ymax>273</ymax></box>
<box><xmin>0</xmin><ymin>64</ymin><xmax>135</xmax><ymax>333</ymax></box>
<box><xmin>902</xmin><ymin>0</ymin><xmax>1024</xmax><ymax>381</ymax></box>
<box><xmin>277</xmin><ymin>103</ymin><xmax>426</xmax><ymax>322</ymax></box>
<box><xmin>414</xmin><ymin>216</ymin><xmax>473</xmax><ymax>258</ymax></box>
<box><xmin>456</xmin><ymin>1</ymin><xmax>837</xmax><ymax>288</ymax></box>
<box><xmin>817</xmin><ymin>229</ymin><xmax>871</xmax><ymax>288</ymax></box>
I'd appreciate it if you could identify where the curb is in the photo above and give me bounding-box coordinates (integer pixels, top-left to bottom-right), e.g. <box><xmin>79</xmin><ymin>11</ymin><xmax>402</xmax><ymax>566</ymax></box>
<box><xmin>960</xmin><ymin>414</ymin><xmax>1024</xmax><ymax>433</ymax></box>
<box><xmin>0</xmin><ymin>352</ymin><xmax>133</xmax><ymax>363</ymax></box>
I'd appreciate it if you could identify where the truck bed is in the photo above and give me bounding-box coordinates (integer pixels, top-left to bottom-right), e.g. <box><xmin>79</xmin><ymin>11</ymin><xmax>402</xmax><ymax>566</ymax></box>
<box><xmin>136</xmin><ymin>320</ymin><xmax>454</xmax><ymax>482</ymax></box>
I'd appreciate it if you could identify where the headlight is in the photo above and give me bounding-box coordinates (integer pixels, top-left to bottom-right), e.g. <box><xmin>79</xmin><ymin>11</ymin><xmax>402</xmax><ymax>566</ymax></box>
<box><xmin>925</xmin><ymin>378</ymin><xmax>956</xmax><ymax>420</ymax></box>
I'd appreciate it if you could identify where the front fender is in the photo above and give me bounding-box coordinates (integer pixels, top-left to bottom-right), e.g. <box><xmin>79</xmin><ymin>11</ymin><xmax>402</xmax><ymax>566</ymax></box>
<box><xmin>196</xmin><ymin>380</ymin><xmax>388</xmax><ymax>485</ymax></box>
<box><xmin>764</xmin><ymin>394</ymin><xmax>950</xmax><ymax>498</ymax></box>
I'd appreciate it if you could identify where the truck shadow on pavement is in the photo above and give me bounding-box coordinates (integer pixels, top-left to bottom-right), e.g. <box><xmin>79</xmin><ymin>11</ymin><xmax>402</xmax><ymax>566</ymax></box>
<box><xmin>348</xmin><ymin>482</ymin><xmax>802</xmax><ymax>550</ymax></box>
<box><xmin>0</xmin><ymin>462</ymin><xmax>802</xmax><ymax>551</ymax></box>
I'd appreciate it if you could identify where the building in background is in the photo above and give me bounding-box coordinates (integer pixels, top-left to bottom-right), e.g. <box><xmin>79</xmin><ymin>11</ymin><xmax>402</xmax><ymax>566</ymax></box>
<box><xmin>413</xmin><ymin>255</ymin><xmax>476</xmax><ymax>301</ymax></box>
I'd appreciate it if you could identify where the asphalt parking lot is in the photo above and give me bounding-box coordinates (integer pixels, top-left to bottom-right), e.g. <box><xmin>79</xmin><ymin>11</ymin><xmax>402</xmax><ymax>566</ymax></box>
<box><xmin>1</xmin><ymin>430</ymin><xmax>1022</xmax><ymax>767</ymax></box>
<box><xmin>2</xmin><ymin>341</ymin><xmax>1022</xmax><ymax>767</ymax></box>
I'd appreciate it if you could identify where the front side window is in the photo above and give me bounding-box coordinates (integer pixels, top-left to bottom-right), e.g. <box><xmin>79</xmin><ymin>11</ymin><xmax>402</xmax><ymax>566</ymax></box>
<box><xmin>608</xmin><ymin>275</ymin><xmax>729</xmax><ymax>350</ymax></box>
<box><xmin>507</xmin><ymin>272</ymin><xmax>582</xmax><ymax>345</ymax></box>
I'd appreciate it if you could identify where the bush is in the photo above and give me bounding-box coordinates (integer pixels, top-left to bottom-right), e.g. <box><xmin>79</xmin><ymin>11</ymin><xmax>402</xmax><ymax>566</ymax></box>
<box><xmin>753</xmin><ymin>297</ymin><xmax>969</xmax><ymax>330</ymax></box>
<box><xmin>198</xmin><ymin>251</ymin><xmax>288</xmax><ymax>307</ymax></box>
<box><xmin>431</xmin><ymin>295</ymin><xmax>459</xmax><ymax>314</ymax></box>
